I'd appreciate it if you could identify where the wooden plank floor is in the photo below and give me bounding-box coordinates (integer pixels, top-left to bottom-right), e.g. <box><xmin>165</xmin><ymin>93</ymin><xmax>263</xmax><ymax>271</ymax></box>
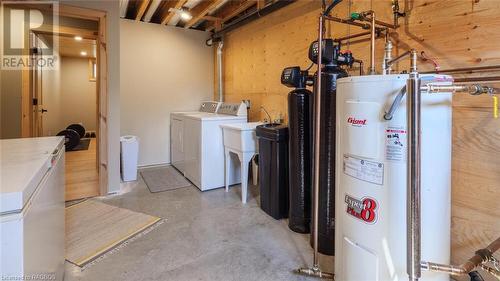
<box><xmin>65</xmin><ymin>138</ymin><xmax>100</xmax><ymax>201</ymax></box>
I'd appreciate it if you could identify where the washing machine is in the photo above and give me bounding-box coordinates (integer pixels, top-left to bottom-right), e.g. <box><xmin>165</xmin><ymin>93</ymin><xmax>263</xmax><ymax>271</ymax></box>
<box><xmin>171</xmin><ymin>101</ymin><xmax>221</xmax><ymax>174</ymax></box>
<box><xmin>172</xmin><ymin>102</ymin><xmax>248</xmax><ymax>191</ymax></box>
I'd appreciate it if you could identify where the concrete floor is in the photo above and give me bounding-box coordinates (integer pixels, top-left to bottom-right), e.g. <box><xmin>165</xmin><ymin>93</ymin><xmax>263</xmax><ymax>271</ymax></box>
<box><xmin>64</xmin><ymin>172</ymin><xmax>334</xmax><ymax>281</ymax></box>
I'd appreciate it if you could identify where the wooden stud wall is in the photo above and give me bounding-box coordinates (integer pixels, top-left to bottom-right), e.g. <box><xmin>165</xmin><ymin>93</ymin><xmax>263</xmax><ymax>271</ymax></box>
<box><xmin>218</xmin><ymin>1</ymin><xmax>500</xmax><ymax>280</ymax></box>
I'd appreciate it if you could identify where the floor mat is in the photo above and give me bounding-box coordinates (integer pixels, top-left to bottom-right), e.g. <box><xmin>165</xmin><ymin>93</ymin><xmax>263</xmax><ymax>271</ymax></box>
<box><xmin>68</xmin><ymin>138</ymin><xmax>91</xmax><ymax>151</ymax></box>
<box><xmin>140</xmin><ymin>166</ymin><xmax>192</xmax><ymax>193</ymax></box>
<box><xmin>65</xmin><ymin>200</ymin><xmax>161</xmax><ymax>267</ymax></box>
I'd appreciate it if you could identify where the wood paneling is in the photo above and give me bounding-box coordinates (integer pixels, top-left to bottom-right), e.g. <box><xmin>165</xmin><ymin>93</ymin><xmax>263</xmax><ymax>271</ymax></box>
<box><xmin>219</xmin><ymin>1</ymin><xmax>500</xmax><ymax>279</ymax></box>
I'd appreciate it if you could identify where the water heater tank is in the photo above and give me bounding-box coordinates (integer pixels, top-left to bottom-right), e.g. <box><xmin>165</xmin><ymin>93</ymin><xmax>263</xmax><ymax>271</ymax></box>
<box><xmin>334</xmin><ymin>74</ymin><xmax>452</xmax><ymax>281</ymax></box>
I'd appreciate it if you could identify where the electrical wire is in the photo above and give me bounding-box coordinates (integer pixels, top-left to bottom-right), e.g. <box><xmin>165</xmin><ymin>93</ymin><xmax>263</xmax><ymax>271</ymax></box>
<box><xmin>324</xmin><ymin>0</ymin><xmax>342</xmax><ymax>16</ymax></box>
<box><xmin>420</xmin><ymin>51</ymin><xmax>440</xmax><ymax>71</ymax></box>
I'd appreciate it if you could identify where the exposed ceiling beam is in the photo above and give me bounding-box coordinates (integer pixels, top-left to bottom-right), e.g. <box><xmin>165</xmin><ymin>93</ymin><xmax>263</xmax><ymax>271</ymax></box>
<box><xmin>222</xmin><ymin>0</ymin><xmax>256</xmax><ymax>22</ymax></box>
<box><xmin>135</xmin><ymin>0</ymin><xmax>151</xmax><ymax>21</ymax></box>
<box><xmin>203</xmin><ymin>15</ymin><xmax>221</xmax><ymax>21</ymax></box>
<box><xmin>184</xmin><ymin>0</ymin><xmax>226</xmax><ymax>29</ymax></box>
<box><xmin>143</xmin><ymin>0</ymin><xmax>162</xmax><ymax>22</ymax></box>
<box><xmin>205</xmin><ymin>0</ymin><xmax>256</xmax><ymax>32</ymax></box>
<box><xmin>161</xmin><ymin>0</ymin><xmax>188</xmax><ymax>25</ymax></box>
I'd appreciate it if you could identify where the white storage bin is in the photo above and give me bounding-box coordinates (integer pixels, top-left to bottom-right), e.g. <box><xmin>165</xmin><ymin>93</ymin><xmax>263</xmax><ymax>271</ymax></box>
<box><xmin>120</xmin><ymin>135</ymin><xmax>139</xmax><ymax>181</ymax></box>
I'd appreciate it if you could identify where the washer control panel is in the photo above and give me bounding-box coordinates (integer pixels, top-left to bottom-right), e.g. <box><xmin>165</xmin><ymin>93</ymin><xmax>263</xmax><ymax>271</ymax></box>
<box><xmin>199</xmin><ymin>101</ymin><xmax>221</xmax><ymax>113</ymax></box>
<box><xmin>217</xmin><ymin>102</ymin><xmax>248</xmax><ymax>116</ymax></box>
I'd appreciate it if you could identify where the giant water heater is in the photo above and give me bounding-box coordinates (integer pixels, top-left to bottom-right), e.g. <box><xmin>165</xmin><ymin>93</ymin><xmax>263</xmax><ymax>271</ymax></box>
<box><xmin>334</xmin><ymin>74</ymin><xmax>452</xmax><ymax>281</ymax></box>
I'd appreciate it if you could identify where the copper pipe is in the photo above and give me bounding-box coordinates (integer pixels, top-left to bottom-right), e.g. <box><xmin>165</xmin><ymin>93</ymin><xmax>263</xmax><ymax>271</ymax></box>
<box><xmin>296</xmin><ymin>15</ymin><xmax>333</xmax><ymax>279</ymax></box>
<box><xmin>356</xmin><ymin>10</ymin><xmax>398</xmax><ymax>29</ymax></box>
<box><xmin>353</xmin><ymin>59</ymin><xmax>364</xmax><ymax>75</ymax></box>
<box><xmin>406</xmin><ymin>49</ymin><xmax>421</xmax><ymax>281</ymax></box>
<box><xmin>453</xmin><ymin>76</ymin><xmax>500</xmax><ymax>83</ymax></box>
<box><xmin>312</xmin><ymin>14</ymin><xmax>324</xmax><ymax>269</ymax></box>
<box><xmin>421</xmin><ymin>226</ymin><xmax>500</xmax><ymax>277</ymax></box>
<box><xmin>386</xmin><ymin>50</ymin><xmax>412</xmax><ymax>70</ymax></box>
<box><xmin>358</xmin><ymin>10</ymin><xmax>377</xmax><ymax>74</ymax></box>
<box><xmin>463</xmin><ymin>236</ymin><xmax>500</xmax><ymax>273</ymax></box>
<box><xmin>421</xmin><ymin>84</ymin><xmax>497</xmax><ymax>95</ymax></box>
<box><xmin>324</xmin><ymin>15</ymin><xmax>371</xmax><ymax>29</ymax></box>
<box><xmin>370</xmin><ymin>12</ymin><xmax>376</xmax><ymax>74</ymax></box>
<box><xmin>334</xmin><ymin>31</ymin><xmax>371</xmax><ymax>42</ymax></box>
<box><xmin>373</xmin><ymin>19</ymin><xmax>398</xmax><ymax>29</ymax></box>
<box><xmin>421</xmin><ymin>65</ymin><xmax>500</xmax><ymax>74</ymax></box>
<box><xmin>420</xmin><ymin>261</ymin><xmax>465</xmax><ymax>276</ymax></box>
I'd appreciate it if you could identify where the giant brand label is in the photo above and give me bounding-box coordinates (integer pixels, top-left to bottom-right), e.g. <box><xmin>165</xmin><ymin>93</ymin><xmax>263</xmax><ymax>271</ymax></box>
<box><xmin>343</xmin><ymin>155</ymin><xmax>384</xmax><ymax>185</ymax></box>
<box><xmin>347</xmin><ymin>116</ymin><xmax>367</xmax><ymax>127</ymax></box>
<box><xmin>345</xmin><ymin>194</ymin><xmax>378</xmax><ymax>224</ymax></box>
<box><xmin>386</xmin><ymin>127</ymin><xmax>407</xmax><ymax>162</ymax></box>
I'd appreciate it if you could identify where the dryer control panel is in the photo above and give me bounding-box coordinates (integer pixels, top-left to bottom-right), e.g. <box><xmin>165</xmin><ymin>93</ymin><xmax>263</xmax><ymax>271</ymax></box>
<box><xmin>199</xmin><ymin>101</ymin><xmax>221</xmax><ymax>113</ymax></box>
<box><xmin>217</xmin><ymin>102</ymin><xmax>248</xmax><ymax>116</ymax></box>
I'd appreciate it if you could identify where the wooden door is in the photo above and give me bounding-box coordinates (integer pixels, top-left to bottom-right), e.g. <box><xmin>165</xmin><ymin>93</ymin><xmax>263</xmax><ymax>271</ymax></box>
<box><xmin>30</xmin><ymin>32</ymin><xmax>46</xmax><ymax>137</ymax></box>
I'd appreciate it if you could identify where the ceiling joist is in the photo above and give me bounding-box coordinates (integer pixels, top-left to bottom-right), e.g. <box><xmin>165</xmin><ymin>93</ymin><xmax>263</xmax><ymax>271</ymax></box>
<box><xmin>184</xmin><ymin>0</ymin><xmax>226</xmax><ymax>29</ymax></box>
<box><xmin>120</xmin><ymin>0</ymin><xmax>275</xmax><ymax>32</ymax></box>
<box><xmin>135</xmin><ymin>0</ymin><xmax>152</xmax><ymax>21</ymax></box>
<box><xmin>206</xmin><ymin>0</ymin><xmax>257</xmax><ymax>32</ymax></box>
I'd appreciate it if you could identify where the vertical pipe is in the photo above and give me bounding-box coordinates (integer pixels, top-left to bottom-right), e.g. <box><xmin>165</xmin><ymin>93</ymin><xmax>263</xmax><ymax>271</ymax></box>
<box><xmin>217</xmin><ymin>41</ymin><xmax>224</xmax><ymax>102</ymax></box>
<box><xmin>406</xmin><ymin>49</ymin><xmax>421</xmax><ymax>281</ymax></box>
<box><xmin>369</xmin><ymin>12</ymin><xmax>376</xmax><ymax>74</ymax></box>
<box><xmin>383</xmin><ymin>38</ymin><xmax>393</xmax><ymax>75</ymax></box>
<box><xmin>312</xmin><ymin>14</ymin><xmax>324</xmax><ymax>270</ymax></box>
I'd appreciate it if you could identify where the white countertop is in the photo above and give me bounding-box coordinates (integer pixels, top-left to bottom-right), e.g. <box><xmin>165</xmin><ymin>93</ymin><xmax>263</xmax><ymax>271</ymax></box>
<box><xmin>1</xmin><ymin>137</ymin><xmax>64</xmax><ymax>214</ymax></box>
<box><xmin>220</xmin><ymin>122</ymin><xmax>264</xmax><ymax>131</ymax></box>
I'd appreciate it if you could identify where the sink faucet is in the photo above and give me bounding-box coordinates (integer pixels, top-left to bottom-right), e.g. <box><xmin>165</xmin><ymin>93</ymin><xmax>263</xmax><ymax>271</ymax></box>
<box><xmin>260</xmin><ymin>106</ymin><xmax>272</xmax><ymax>123</ymax></box>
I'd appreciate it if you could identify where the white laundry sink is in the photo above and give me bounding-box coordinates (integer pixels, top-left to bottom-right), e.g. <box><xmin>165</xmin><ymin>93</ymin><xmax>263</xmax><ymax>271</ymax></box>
<box><xmin>221</xmin><ymin>122</ymin><xmax>263</xmax><ymax>153</ymax></box>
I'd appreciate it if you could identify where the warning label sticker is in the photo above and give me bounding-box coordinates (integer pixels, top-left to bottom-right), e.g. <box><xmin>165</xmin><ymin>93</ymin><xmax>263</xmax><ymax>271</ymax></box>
<box><xmin>385</xmin><ymin>127</ymin><xmax>407</xmax><ymax>162</ymax></box>
<box><xmin>343</xmin><ymin>155</ymin><xmax>384</xmax><ymax>185</ymax></box>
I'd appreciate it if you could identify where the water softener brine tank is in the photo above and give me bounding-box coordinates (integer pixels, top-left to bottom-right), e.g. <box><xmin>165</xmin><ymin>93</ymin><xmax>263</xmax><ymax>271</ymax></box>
<box><xmin>281</xmin><ymin>66</ymin><xmax>313</xmax><ymax>233</ymax></box>
<box><xmin>309</xmin><ymin>39</ymin><xmax>353</xmax><ymax>255</ymax></box>
<box><xmin>334</xmin><ymin>74</ymin><xmax>452</xmax><ymax>281</ymax></box>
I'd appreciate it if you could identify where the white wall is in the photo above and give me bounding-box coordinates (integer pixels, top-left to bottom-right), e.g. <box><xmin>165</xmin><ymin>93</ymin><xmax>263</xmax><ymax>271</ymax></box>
<box><xmin>120</xmin><ymin>19</ymin><xmax>214</xmax><ymax>166</ymax></box>
<box><xmin>43</xmin><ymin>56</ymin><xmax>96</xmax><ymax>136</ymax></box>
<box><xmin>61</xmin><ymin>0</ymin><xmax>121</xmax><ymax>193</ymax></box>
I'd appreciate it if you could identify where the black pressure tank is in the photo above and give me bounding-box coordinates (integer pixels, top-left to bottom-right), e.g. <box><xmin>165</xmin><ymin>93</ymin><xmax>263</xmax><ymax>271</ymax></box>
<box><xmin>308</xmin><ymin>39</ymin><xmax>352</xmax><ymax>256</ymax></box>
<box><xmin>281</xmin><ymin>66</ymin><xmax>313</xmax><ymax>234</ymax></box>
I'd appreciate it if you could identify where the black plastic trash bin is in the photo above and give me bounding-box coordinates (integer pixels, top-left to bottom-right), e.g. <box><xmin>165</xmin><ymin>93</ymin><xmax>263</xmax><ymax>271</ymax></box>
<box><xmin>256</xmin><ymin>124</ymin><xmax>289</xmax><ymax>220</ymax></box>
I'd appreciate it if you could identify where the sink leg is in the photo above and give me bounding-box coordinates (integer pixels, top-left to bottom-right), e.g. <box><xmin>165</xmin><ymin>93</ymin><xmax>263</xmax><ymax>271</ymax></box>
<box><xmin>224</xmin><ymin>149</ymin><xmax>230</xmax><ymax>192</ymax></box>
<box><xmin>240</xmin><ymin>152</ymin><xmax>254</xmax><ymax>204</ymax></box>
<box><xmin>241</xmin><ymin>157</ymin><xmax>249</xmax><ymax>204</ymax></box>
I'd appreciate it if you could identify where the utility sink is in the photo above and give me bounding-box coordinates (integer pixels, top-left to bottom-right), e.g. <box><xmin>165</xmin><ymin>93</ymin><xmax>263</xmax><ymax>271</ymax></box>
<box><xmin>220</xmin><ymin>122</ymin><xmax>263</xmax><ymax>152</ymax></box>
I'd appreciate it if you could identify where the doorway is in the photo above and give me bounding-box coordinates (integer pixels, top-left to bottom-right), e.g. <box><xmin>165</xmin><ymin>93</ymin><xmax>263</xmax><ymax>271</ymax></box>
<box><xmin>30</xmin><ymin>25</ymin><xmax>99</xmax><ymax>201</ymax></box>
<box><xmin>19</xmin><ymin>5</ymin><xmax>109</xmax><ymax>200</ymax></box>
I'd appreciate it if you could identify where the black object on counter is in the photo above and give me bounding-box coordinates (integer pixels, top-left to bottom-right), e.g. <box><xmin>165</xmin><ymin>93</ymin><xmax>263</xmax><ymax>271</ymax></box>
<box><xmin>282</xmin><ymin>66</ymin><xmax>313</xmax><ymax>234</ymax></box>
<box><xmin>256</xmin><ymin>124</ymin><xmax>289</xmax><ymax>220</ymax></box>
<box><xmin>309</xmin><ymin>39</ymin><xmax>351</xmax><ymax>256</ymax></box>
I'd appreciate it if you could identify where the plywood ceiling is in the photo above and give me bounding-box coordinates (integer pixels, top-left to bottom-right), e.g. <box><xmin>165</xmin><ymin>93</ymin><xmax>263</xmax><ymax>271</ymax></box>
<box><xmin>53</xmin><ymin>35</ymin><xmax>96</xmax><ymax>58</ymax></box>
<box><xmin>120</xmin><ymin>0</ymin><xmax>271</xmax><ymax>32</ymax></box>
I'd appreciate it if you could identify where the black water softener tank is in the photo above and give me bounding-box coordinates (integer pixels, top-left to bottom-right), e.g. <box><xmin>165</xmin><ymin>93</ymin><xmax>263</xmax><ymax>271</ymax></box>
<box><xmin>281</xmin><ymin>66</ymin><xmax>314</xmax><ymax>234</ymax></box>
<box><xmin>308</xmin><ymin>39</ymin><xmax>353</xmax><ymax>255</ymax></box>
